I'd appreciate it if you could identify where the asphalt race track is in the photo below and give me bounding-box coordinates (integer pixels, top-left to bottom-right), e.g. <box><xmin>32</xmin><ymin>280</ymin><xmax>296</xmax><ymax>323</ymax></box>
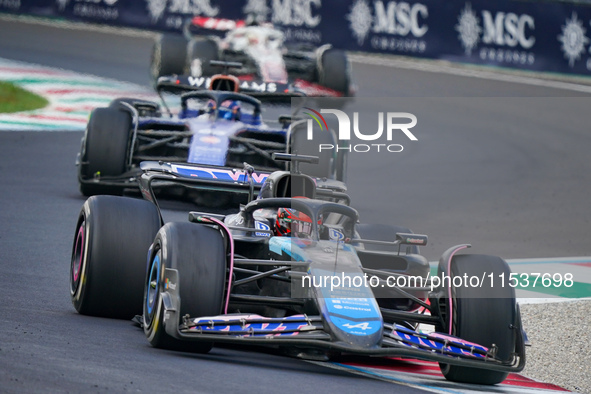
<box><xmin>1</xmin><ymin>18</ymin><xmax>591</xmax><ymax>393</ymax></box>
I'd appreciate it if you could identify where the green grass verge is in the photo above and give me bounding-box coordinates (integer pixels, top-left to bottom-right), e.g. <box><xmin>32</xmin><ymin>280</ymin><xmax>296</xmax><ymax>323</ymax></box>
<box><xmin>0</xmin><ymin>81</ymin><xmax>49</xmax><ymax>113</ymax></box>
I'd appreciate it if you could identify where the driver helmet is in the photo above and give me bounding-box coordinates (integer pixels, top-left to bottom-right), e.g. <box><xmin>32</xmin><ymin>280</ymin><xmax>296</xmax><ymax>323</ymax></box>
<box><xmin>205</xmin><ymin>99</ymin><xmax>216</xmax><ymax>115</ymax></box>
<box><xmin>245</xmin><ymin>13</ymin><xmax>265</xmax><ymax>26</ymax></box>
<box><xmin>275</xmin><ymin>208</ymin><xmax>313</xmax><ymax>238</ymax></box>
<box><xmin>221</xmin><ymin>100</ymin><xmax>241</xmax><ymax>121</ymax></box>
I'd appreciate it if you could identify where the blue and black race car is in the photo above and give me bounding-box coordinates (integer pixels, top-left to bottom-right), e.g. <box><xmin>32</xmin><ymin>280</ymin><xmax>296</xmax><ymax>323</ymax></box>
<box><xmin>70</xmin><ymin>155</ymin><xmax>526</xmax><ymax>386</ymax></box>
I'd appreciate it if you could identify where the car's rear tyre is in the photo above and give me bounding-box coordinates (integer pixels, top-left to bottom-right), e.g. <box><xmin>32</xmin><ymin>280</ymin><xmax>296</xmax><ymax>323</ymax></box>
<box><xmin>78</xmin><ymin>107</ymin><xmax>131</xmax><ymax>196</ymax></box>
<box><xmin>151</xmin><ymin>33</ymin><xmax>188</xmax><ymax>84</ymax></box>
<box><xmin>143</xmin><ymin>222</ymin><xmax>227</xmax><ymax>352</ymax></box>
<box><xmin>70</xmin><ymin>196</ymin><xmax>161</xmax><ymax>319</ymax></box>
<box><xmin>318</xmin><ymin>49</ymin><xmax>350</xmax><ymax>96</ymax></box>
<box><xmin>288</xmin><ymin>120</ymin><xmax>336</xmax><ymax>179</ymax></box>
<box><xmin>187</xmin><ymin>38</ymin><xmax>219</xmax><ymax>77</ymax></box>
<box><xmin>437</xmin><ymin>254</ymin><xmax>516</xmax><ymax>385</ymax></box>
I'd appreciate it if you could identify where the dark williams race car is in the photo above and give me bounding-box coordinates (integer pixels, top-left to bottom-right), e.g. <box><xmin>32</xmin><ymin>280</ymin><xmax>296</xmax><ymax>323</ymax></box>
<box><xmin>70</xmin><ymin>155</ymin><xmax>526</xmax><ymax>386</ymax></box>
<box><xmin>76</xmin><ymin>72</ymin><xmax>347</xmax><ymax>196</ymax></box>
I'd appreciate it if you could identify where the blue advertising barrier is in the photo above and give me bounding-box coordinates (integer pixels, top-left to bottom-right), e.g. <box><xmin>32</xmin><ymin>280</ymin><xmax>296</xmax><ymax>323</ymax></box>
<box><xmin>3</xmin><ymin>0</ymin><xmax>591</xmax><ymax>77</ymax></box>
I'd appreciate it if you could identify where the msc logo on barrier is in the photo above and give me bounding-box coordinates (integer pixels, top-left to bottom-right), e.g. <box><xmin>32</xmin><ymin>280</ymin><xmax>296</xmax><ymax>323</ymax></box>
<box><xmin>558</xmin><ymin>12</ymin><xmax>590</xmax><ymax>68</ymax></box>
<box><xmin>456</xmin><ymin>3</ymin><xmax>535</xmax><ymax>65</ymax></box>
<box><xmin>303</xmin><ymin>107</ymin><xmax>418</xmax><ymax>153</ymax></box>
<box><xmin>347</xmin><ymin>0</ymin><xmax>429</xmax><ymax>53</ymax></box>
<box><xmin>244</xmin><ymin>0</ymin><xmax>322</xmax><ymax>27</ymax></box>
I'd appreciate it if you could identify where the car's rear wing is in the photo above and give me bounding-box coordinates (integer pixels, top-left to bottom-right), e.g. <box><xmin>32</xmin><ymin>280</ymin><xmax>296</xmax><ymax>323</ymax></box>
<box><xmin>183</xmin><ymin>17</ymin><xmax>247</xmax><ymax>39</ymax></box>
<box><xmin>156</xmin><ymin>74</ymin><xmax>306</xmax><ymax>100</ymax></box>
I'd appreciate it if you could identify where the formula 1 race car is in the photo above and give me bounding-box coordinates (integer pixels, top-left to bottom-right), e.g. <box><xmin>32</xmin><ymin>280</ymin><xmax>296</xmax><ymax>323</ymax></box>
<box><xmin>150</xmin><ymin>17</ymin><xmax>353</xmax><ymax>97</ymax></box>
<box><xmin>76</xmin><ymin>73</ymin><xmax>346</xmax><ymax>196</ymax></box>
<box><xmin>70</xmin><ymin>155</ymin><xmax>526</xmax><ymax>386</ymax></box>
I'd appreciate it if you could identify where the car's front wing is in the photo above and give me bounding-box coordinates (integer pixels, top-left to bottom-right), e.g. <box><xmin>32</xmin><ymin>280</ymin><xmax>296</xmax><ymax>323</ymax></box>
<box><xmin>162</xmin><ymin>311</ymin><xmax>525</xmax><ymax>373</ymax></box>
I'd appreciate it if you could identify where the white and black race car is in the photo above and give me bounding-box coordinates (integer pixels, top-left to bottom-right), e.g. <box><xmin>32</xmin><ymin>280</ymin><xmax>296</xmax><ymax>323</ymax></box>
<box><xmin>151</xmin><ymin>17</ymin><xmax>353</xmax><ymax>97</ymax></box>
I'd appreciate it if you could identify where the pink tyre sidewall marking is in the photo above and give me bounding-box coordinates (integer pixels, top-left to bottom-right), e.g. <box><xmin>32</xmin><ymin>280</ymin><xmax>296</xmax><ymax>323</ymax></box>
<box><xmin>72</xmin><ymin>223</ymin><xmax>84</xmax><ymax>284</ymax></box>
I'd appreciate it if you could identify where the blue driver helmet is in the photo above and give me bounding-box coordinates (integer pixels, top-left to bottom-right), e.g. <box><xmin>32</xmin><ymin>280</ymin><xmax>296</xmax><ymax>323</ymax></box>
<box><xmin>221</xmin><ymin>100</ymin><xmax>241</xmax><ymax>121</ymax></box>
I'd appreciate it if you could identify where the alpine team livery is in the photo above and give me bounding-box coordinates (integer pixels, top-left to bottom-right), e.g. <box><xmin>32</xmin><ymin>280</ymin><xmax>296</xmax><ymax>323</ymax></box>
<box><xmin>70</xmin><ymin>155</ymin><xmax>526</xmax><ymax>386</ymax></box>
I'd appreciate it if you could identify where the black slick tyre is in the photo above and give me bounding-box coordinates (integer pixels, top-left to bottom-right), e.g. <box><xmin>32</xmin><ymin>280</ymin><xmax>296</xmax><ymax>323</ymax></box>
<box><xmin>143</xmin><ymin>222</ymin><xmax>227</xmax><ymax>352</ymax></box>
<box><xmin>78</xmin><ymin>107</ymin><xmax>131</xmax><ymax>196</ymax></box>
<box><xmin>70</xmin><ymin>196</ymin><xmax>161</xmax><ymax>319</ymax></box>
<box><xmin>318</xmin><ymin>49</ymin><xmax>350</xmax><ymax>95</ymax></box>
<box><xmin>151</xmin><ymin>33</ymin><xmax>188</xmax><ymax>84</ymax></box>
<box><xmin>437</xmin><ymin>254</ymin><xmax>517</xmax><ymax>385</ymax></box>
<box><xmin>186</xmin><ymin>38</ymin><xmax>219</xmax><ymax>77</ymax></box>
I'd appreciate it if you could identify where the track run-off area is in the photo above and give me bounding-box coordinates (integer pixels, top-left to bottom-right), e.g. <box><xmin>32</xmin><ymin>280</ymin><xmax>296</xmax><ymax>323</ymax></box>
<box><xmin>1</xmin><ymin>16</ymin><xmax>590</xmax><ymax>393</ymax></box>
<box><xmin>0</xmin><ymin>57</ymin><xmax>159</xmax><ymax>130</ymax></box>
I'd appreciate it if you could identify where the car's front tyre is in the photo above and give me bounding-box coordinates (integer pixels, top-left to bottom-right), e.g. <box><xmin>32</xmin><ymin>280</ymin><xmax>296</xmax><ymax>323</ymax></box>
<box><xmin>143</xmin><ymin>222</ymin><xmax>227</xmax><ymax>352</ymax></box>
<box><xmin>436</xmin><ymin>253</ymin><xmax>518</xmax><ymax>385</ymax></box>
